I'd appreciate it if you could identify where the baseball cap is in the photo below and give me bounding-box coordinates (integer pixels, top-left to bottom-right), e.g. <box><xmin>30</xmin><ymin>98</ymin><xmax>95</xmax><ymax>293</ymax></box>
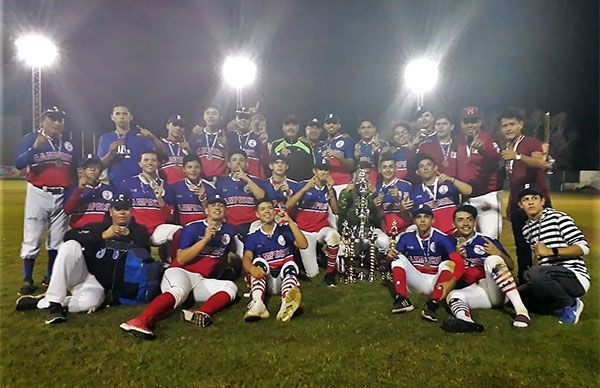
<box><xmin>518</xmin><ymin>183</ymin><xmax>544</xmax><ymax>200</ymax></box>
<box><xmin>412</xmin><ymin>204</ymin><xmax>433</xmax><ymax>218</ymax></box>
<box><xmin>42</xmin><ymin>106</ymin><xmax>66</xmax><ymax>121</ymax></box>
<box><xmin>207</xmin><ymin>194</ymin><xmax>227</xmax><ymax>206</ymax></box>
<box><xmin>313</xmin><ymin>160</ymin><xmax>331</xmax><ymax>171</ymax></box>
<box><xmin>283</xmin><ymin>115</ymin><xmax>300</xmax><ymax>126</ymax></box>
<box><xmin>167</xmin><ymin>113</ymin><xmax>186</xmax><ymax>126</ymax></box>
<box><xmin>111</xmin><ymin>193</ymin><xmax>133</xmax><ymax>210</ymax></box>
<box><xmin>461</xmin><ymin>106</ymin><xmax>481</xmax><ymax>122</ymax></box>
<box><xmin>236</xmin><ymin>107</ymin><xmax>252</xmax><ymax>119</ymax></box>
<box><xmin>79</xmin><ymin>154</ymin><xmax>103</xmax><ymax>168</ymax></box>
<box><xmin>306</xmin><ymin>117</ymin><xmax>322</xmax><ymax>128</ymax></box>
<box><xmin>324</xmin><ymin>113</ymin><xmax>341</xmax><ymax>124</ymax></box>
<box><xmin>271</xmin><ymin>153</ymin><xmax>288</xmax><ymax>164</ymax></box>
<box><xmin>415</xmin><ymin>106</ymin><xmax>432</xmax><ymax>119</ymax></box>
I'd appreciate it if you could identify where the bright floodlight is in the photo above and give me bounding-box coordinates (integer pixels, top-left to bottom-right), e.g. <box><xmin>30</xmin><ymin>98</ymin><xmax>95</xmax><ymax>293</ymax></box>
<box><xmin>404</xmin><ymin>58</ymin><xmax>439</xmax><ymax>94</ymax></box>
<box><xmin>222</xmin><ymin>56</ymin><xmax>257</xmax><ymax>89</ymax></box>
<box><xmin>16</xmin><ymin>34</ymin><xmax>58</xmax><ymax>67</ymax></box>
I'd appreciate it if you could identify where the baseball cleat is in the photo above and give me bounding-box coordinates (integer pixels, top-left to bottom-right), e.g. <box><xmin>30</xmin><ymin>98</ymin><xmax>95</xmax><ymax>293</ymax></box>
<box><xmin>391</xmin><ymin>295</ymin><xmax>414</xmax><ymax>314</ymax></box>
<box><xmin>41</xmin><ymin>274</ymin><xmax>51</xmax><ymax>287</ymax></box>
<box><xmin>558</xmin><ymin>298</ymin><xmax>584</xmax><ymax>325</ymax></box>
<box><xmin>182</xmin><ymin>310</ymin><xmax>213</xmax><ymax>327</ymax></box>
<box><xmin>18</xmin><ymin>278</ymin><xmax>37</xmax><ymax>296</ymax></box>
<box><xmin>45</xmin><ymin>303</ymin><xmax>67</xmax><ymax>324</ymax></box>
<box><xmin>513</xmin><ymin>313</ymin><xmax>531</xmax><ymax>328</ymax></box>
<box><xmin>244</xmin><ymin>299</ymin><xmax>270</xmax><ymax>322</ymax></box>
<box><xmin>120</xmin><ymin>318</ymin><xmax>155</xmax><ymax>340</ymax></box>
<box><xmin>15</xmin><ymin>294</ymin><xmax>44</xmax><ymax>311</ymax></box>
<box><xmin>421</xmin><ymin>300</ymin><xmax>439</xmax><ymax>322</ymax></box>
<box><xmin>277</xmin><ymin>287</ymin><xmax>302</xmax><ymax>323</ymax></box>
<box><xmin>324</xmin><ymin>272</ymin><xmax>337</xmax><ymax>287</ymax></box>
<box><xmin>441</xmin><ymin>317</ymin><xmax>484</xmax><ymax>333</ymax></box>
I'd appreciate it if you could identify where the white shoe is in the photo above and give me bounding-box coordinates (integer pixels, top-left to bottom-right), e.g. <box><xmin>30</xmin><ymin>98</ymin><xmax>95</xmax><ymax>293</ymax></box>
<box><xmin>276</xmin><ymin>287</ymin><xmax>301</xmax><ymax>323</ymax></box>
<box><xmin>244</xmin><ymin>299</ymin><xmax>270</xmax><ymax>322</ymax></box>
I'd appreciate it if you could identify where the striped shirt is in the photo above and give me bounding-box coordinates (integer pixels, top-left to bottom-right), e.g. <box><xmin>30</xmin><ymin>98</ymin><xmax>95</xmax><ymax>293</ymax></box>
<box><xmin>522</xmin><ymin>207</ymin><xmax>590</xmax><ymax>291</ymax></box>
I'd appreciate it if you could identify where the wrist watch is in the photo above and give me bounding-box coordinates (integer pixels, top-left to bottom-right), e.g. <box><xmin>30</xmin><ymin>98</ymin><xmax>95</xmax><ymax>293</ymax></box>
<box><xmin>552</xmin><ymin>247</ymin><xmax>559</xmax><ymax>257</ymax></box>
<box><xmin>515</xmin><ymin>154</ymin><xmax>522</xmax><ymax>161</ymax></box>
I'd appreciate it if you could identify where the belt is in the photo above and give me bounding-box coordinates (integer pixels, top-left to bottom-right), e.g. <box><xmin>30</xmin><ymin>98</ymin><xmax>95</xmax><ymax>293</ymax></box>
<box><xmin>33</xmin><ymin>184</ymin><xmax>64</xmax><ymax>195</ymax></box>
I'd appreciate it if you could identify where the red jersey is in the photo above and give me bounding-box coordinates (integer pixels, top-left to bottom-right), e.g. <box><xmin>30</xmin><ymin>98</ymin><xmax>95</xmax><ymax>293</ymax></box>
<box><xmin>417</xmin><ymin>138</ymin><xmax>458</xmax><ymax>176</ymax></box>
<box><xmin>293</xmin><ymin>182</ymin><xmax>331</xmax><ymax>232</ymax></box>
<box><xmin>159</xmin><ymin>138</ymin><xmax>188</xmax><ymax>184</ymax></box>
<box><xmin>505</xmin><ymin>136</ymin><xmax>549</xmax><ymax>204</ymax></box>
<box><xmin>455</xmin><ymin>131</ymin><xmax>503</xmax><ymax>196</ymax></box>
<box><xmin>191</xmin><ymin>130</ymin><xmax>228</xmax><ymax>179</ymax></box>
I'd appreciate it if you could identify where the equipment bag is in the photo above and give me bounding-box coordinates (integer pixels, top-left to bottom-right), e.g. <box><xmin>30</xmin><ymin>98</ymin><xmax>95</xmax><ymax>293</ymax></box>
<box><xmin>118</xmin><ymin>247</ymin><xmax>164</xmax><ymax>305</ymax></box>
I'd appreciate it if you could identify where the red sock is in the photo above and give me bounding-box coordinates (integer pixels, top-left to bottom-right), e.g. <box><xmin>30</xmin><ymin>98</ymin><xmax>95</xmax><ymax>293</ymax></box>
<box><xmin>325</xmin><ymin>245</ymin><xmax>339</xmax><ymax>274</ymax></box>
<box><xmin>392</xmin><ymin>267</ymin><xmax>407</xmax><ymax>297</ymax></box>
<box><xmin>197</xmin><ymin>291</ymin><xmax>232</xmax><ymax>316</ymax></box>
<box><xmin>138</xmin><ymin>292</ymin><xmax>176</xmax><ymax>326</ymax></box>
<box><xmin>431</xmin><ymin>270</ymin><xmax>454</xmax><ymax>301</ymax></box>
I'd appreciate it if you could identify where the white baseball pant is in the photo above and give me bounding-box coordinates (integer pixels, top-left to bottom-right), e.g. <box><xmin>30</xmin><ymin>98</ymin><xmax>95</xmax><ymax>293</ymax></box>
<box><xmin>445</xmin><ymin>255</ymin><xmax>506</xmax><ymax>309</ymax></box>
<box><xmin>299</xmin><ymin>227</ymin><xmax>340</xmax><ymax>278</ymax></box>
<box><xmin>390</xmin><ymin>254</ymin><xmax>454</xmax><ymax>294</ymax></box>
<box><xmin>160</xmin><ymin>267</ymin><xmax>237</xmax><ymax>308</ymax></box>
<box><xmin>467</xmin><ymin>190</ymin><xmax>502</xmax><ymax>239</ymax></box>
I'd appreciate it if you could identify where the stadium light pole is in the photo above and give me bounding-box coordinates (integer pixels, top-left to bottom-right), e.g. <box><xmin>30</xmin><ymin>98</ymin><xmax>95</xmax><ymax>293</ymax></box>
<box><xmin>404</xmin><ymin>58</ymin><xmax>439</xmax><ymax>111</ymax></box>
<box><xmin>15</xmin><ymin>33</ymin><xmax>59</xmax><ymax>132</ymax></box>
<box><xmin>222</xmin><ymin>56</ymin><xmax>257</xmax><ymax>110</ymax></box>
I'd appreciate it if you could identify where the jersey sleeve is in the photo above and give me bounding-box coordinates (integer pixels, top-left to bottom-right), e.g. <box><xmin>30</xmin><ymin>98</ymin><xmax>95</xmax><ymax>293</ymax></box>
<box><xmin>97</xmin><ymin>134</ymin><xmax>111</xmax><ymax>158</ymax></box>
<box><xmin>440</xmin><ymin>234</ymin><xmax>457</xmax><ymax>257</ymax></box>
<box><xmin>15</xmin><ymin>133</ymin><xmax>37</xmax><ymax>169</ymax></box>
<box><xmin>244</xmin><ymin>232</ymin><xmax>258</xmax><ymax>254</ymax></box>
<box><xmin>395</xmin><ymin>234</ymin><xmax>409</xmax><ymax>254</ymax></box>
<box><xmin>342</xmin><ymin>138</ymin><xmax>355</xmax><ymax>159</ymax></box>
<box><xmin>178</xmin><ymin>224</ymin><xmax>201</xmax><ymax>249</ymax></box>
<box><xmin>490</xmin><ymin>237</ymin><xmax>510</xmax><ymax>257</ymax></box>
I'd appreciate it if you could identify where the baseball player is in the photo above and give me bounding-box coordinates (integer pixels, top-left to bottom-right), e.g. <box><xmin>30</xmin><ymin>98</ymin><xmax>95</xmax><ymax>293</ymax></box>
<box><xmin>226</xmin><ymin>107</ymin><xmax>266</xmax><ymax>179</ymax></box>
<box><xmin>14</xmin><ymin>106</ymin><xmax>77</xmax><ymax>295</ymax></box>
<box><xmin>415</xmin><ymin>107</ymin><xmax>436</xmax><ymax>145</ymax></box>
<box><xmin>159</xmin><ymin>113</ymin><xmax>191</xmax><ymax>184</ymax></box>
<box><xmin>410</xmin><ymin>153</ymin><xmax>472</xmax><ymax>235</ymax></box>
<box><xmin>417</xmin><ymin>113</ymin><xmax>458</xmax><ymax>176</ymax></box>
<box><xmin>442</xmin><ymin>205</ymin><xmax>530</xmax><ymax>333</ymax></box>
<box><xmin>382</xmin><ymin>122</ymin><xmax>416</xmax><ymax>182</ymax></box>
<box><xmin>387</xmin><ymin>205</ymin><xmax>465</xmax><ymax>322</ymax></box>
<box><xmin>63</xmin><ymin>154</ymin><xmax>115</xmax><ymax>229</ymax></box>
<box><xmin>166</xmin><ymin>155</ymin><xmax>217</xmax><ymax>226</ymax></box>
<box><xmin>354</xmin><ymin>118</ymin><xmax>389</xmax><ymax>186</ymax></box>
<box><xmin>243</xmin><ymin>200</ymin><xmax>307</xmax><ymax>322</ymax></box>
<box><xmin>120</xmin><ymin>196</ymin><xmax>238</xmax><ymax>339</ymax></box>
<box><xmin>189</xmin><ymin>105</ymin><xmax>228</xmax><ymax>180</ymax></box>
<box><xmin>270</xmin><ymin>115</ymin><xmax>315</xmax><ymax>182</ymax></box>
<box><xmin>15</xmin><ymin>194</ymin><xmax>151</xmax><ymax>324</ymax></box>
<box><xmin>302</xmin><ymin>117</ymin><xmax>323</xmax><ymax>151</ymax></box>
<box><xmin>97</xmin><ymin>104</ymin><xmax>161</xmax><ymax>186</ymax></box>
<box><xmin>455</xmin><ymin>106</ymin><xmax>504</xmax><ymax>239</ymax></box>
<box><xmin>373</xmin><ymin>153</ymin><xmax>413</xmax><ymax>235</ymax></box>
<box><xmin>286</xmin><ymin>162</ymin><xmax>340</xmax><ymax>286</ymax></box>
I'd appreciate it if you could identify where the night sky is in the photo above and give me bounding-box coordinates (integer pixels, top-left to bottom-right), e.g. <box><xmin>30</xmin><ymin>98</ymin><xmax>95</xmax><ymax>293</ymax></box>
<box><xmin>2</xmin><ymin>0</ymin><xmax>598</xmax><ymax>169</ymax></box>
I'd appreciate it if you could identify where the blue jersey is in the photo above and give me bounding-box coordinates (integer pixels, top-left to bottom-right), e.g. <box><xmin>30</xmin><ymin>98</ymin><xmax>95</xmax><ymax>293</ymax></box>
<box><xmin>64</xmin><ymin>182</ymin><xmax>115</xmax><ymax>228</ymax></box>
<box><xmin>97</xmin><ymin>129</ymin><xmax>154</xmax><ymax>186</ymax></box>
<box><xmin>159</xmin><ymin>138</ymin><xmax>189</xmax><ymax>184</ymax></box>
<box><xmin>15</xmin><ymin>131</ymin><xmax>77</xmax><ymax>188</ymax></box>
<box><xmin>410</xmin><ymin>178</ymin><xmax>460</xmax><ymax>235</ymax></box>
<box><xmin>173</xmin><ymin>220</ymin><xmax>234</xmax><ymax>277</ymax></box>
<box><xmin>292</xmin><ymin>181</ymin><xmax>331</xmax><ymax>232</ymax></box>
<box><xmin>373</xmin><ymin>178</ymin><xmax>413</xmax><ymax>234</ymax></box>
<box><xmin>215</xmin><ymin>175</ymin><xmax>264</xmax><ymax>226</ymax></box>
<box><xmin>189</xmin><ymin>129</ymin><xmax>228</xmax><ymax>178</ymax></box>
<box><xmin>166</xmin><ymin>179</ymin><xmax>217</xmax><ymax>225</ymax></box>
<box><xmin>262</xmin><ymin>177</ymin><xmax>298</xmax><ymax>210</ymax></box>
<box><xmin>395</xmin><ymin>229</ymin><xmax>456</xmax><ymax>274</ymax></box>
<box><xmin>118</xmin><ymin>174</ymin><xmax>174</xmax><ymax>233</ymax></box>
<box><xmin>315</xmin><ymin>134</ymin><xmax>354</xmax><ymax>185</ymax></box>
<box><xmin>354</xmin><ymin>138</ymin><xmax>390</xmax><ymax>166</ymax></box>
<box><xmin>244</xmin><ymin>224</ymin><xmax>296</xmax><ymax>271</ymax></box>
<box><xmin>226</xmin><ymin>131</ymin><xmax>266</xmax><ymax>179</ymax></box>
<box><xmin>454</xmin><ymin>232</ymin><xmax>509</xmax><ymax>285</ymax></box>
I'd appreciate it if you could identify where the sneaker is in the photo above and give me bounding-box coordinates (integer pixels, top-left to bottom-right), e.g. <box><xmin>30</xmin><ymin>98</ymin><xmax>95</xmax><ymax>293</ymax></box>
<box><xmin>182</xmin><ymin>310</ymin><xmax>213</xmax><ymax>327</ymax></box>
<box><xmin>18</xmin><ymin>278</ymin><xmax>37</xmax><ymax>296</ymax></box>
<box><xmin>441</xmin><ymin>317</ymin><xmax>484</xmax><ymax>333</ymax></box>
<box><xmin>513</xmin><ymin>313</ymin><xmax>531</xmax><ymax>328</ymax></box>
<box><xmin>45</xmin><ymin>303</ymin><xmax>67</xmax><ymax>324</ymax></box>
<box><xmin>277</xmin><ymin>287</ymin><xmax>302</xmax><ymax>323</ymax></box>
<box><xmin>421</xmin><ymin>300</ymin><xmax>439</xmax><ymax>322</ymax></box>
<box><xmin>391</xmin><ymin>295</ymin><xmax>414</xmax><ymax>314</ymax></box>
<box><xmin>324</xmin><ymin>272</ymin><xmax>337</xmax><ymax>287</ymax></box>
<box><xmin>41</xmin><ymin>274</ymin><xmax>51</xmax><ymax>287</ymax></box>
<box><xmin>558</xmin><ymin>299</ymin><xmax>584</xmax><ymax>325</ymax></box>
<box><xmin>120</xmin><ymin>318</ymin><xmax>155</xmax><ymax>340</ymax></box>
<box><xmin>244</xmin><ymin>299</ymin><xmax>270</xmax><ymax>322</ymax></box>
<box><xmin>15</xmin><ymin>294</ymin><xmax>44</xmax><ymax>311</ymax></box>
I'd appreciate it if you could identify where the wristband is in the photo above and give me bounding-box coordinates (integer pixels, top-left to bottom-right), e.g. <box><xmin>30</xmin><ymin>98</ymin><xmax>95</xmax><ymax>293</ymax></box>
<box><xmin>515</xmin><ymin>154</ymin><xmax>522</xmax><ymax>161</ymax></box>
<box><xmin>552</xmin><ymin>247</ymin><xmax>559</xmax><ymax>257</ymax></box>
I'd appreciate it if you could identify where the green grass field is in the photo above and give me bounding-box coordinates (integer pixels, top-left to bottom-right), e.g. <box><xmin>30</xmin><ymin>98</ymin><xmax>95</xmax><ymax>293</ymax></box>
<box><xmin>1</xmin><ymin>180</ymin><xmax>598</xmax><ymax>387</ymax></box>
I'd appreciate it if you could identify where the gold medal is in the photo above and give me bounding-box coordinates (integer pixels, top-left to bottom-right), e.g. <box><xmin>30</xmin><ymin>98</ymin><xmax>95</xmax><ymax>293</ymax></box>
<box><xmin>443</xmin><ymin>159</ymin><xmax>449</xmax><ymax>167</ymax></box>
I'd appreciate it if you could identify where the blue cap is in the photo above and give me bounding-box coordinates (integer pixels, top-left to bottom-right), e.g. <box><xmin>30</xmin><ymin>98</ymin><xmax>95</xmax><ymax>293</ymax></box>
<box><xmin>167</xmin><ymin>113</ymin><xmax>186</xmax><ymax>126</ymax></box>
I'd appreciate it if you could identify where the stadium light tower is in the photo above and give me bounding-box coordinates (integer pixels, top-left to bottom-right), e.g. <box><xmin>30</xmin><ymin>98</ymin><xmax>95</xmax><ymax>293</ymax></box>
<box><xmin>15</xmin><ymin>33</ymin><xmax>59</xmax><ymax>132</ymax></box>
<box><xmin>222</xmin><ymin>56</ymin><xmax>257</xmax><ymax>110</ymax></box>
<box><xmin>404</xmin><ymin>58</ymin><xmax>439</xmax><ymax>110</ymax></box>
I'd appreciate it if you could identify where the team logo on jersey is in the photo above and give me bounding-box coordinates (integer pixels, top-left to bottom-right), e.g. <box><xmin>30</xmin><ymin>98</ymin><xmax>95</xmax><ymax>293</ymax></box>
<box><xmin>429</xmin><ymin>242</ymin><xmax>436</xmax><ymax>253</ymax></box>
<box><xmin>439</xmin><ymin>185</ymin><xmax>448</xmax><ymax>194</ymax></box>
<box><xmin>243</xmin><ymin>184</ymin><xmax>251</xmax><ymax>194</ymax></box>
<box><xmin>64</xmin><ymin>141</ymin><xmax>73</xmax><ymax>152</ymax></box>
<box><xmin>474</xmin><ymin>244</ymin><xmax>486</xmax><ymax>255</ymax></box>
<box><xmin>278</xmin><ymin>235</ymin><xmax>286</xmax><ymax>246</ymax></box>
<box><xmin>96</xmin><ymin>248</ymin><xmax>106</xmax><ymax>259</ymax></box>
<box><xmin>221</xmin><ymin>233</ymin><xmax>231</xmax><ymax>245</ymax></box>
<box><xmin>450</xmin><ymin>151</ymin><xmax>457</xmax><ymax>158</ymax></box>
<box><xmin>248</xmin><ymin>139</ymin><xmax>257</xmax><ymax>147</ymax></box>
<box><xmin>335</xmin><ymin>140</ymin><xmax>344</xmax><ymax>148</ymax></box>
<box><xmin>102</xmin><ymin>190</ymin><xmax>113</xmax><ymax>200</ymax></box>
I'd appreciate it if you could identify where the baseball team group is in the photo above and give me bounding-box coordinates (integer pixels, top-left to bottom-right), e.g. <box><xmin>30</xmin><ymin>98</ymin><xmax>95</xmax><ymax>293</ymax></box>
<box><xmin>13</xmin><ymin>102</ymin><xmax>590</xmax><ymax>339</ymax></box>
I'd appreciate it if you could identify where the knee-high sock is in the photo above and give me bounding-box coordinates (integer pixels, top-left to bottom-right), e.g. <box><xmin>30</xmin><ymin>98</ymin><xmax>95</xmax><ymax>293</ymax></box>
<box><xmin>138</xmin><ymin>292</ymin><xmax>176</xmax><ymax>326</ymax></box>
<box><xmin>325</xmin><ymin>245</ymin><xmax>338</xmax><ymax>274</ymax></box>
<box><xmin>492</xmin><ymin>264</ymin><xmax>528</xmax><ymax>315</ymax></box>
<box><xmin>392</xmin><ymin>267</ymin><xmax>407</xmax><ymax>297</ymax></box>
<box><xmin>281</xmin><ymin>275</ymin><xmax>299</xmax><ymax>299</ymax></box>
<box><xmin>197</xmin><ymin>291</ymin><xmax>232</xmax><ymax>315</ymax></box>
<box><xmin>431</xmin><ymin>270</ymin><xmax>455</xmax><ymax>301</ymax></box>
<box><xmin>23</xmin><ymin>258</ymin><xmax>35</xmax><ymax>280</ymax></box>
<box><xmin>47</xmin><ymin>250</ymin><xmax>57</xmax><ymax>276</ymax></box>
<box><xmin>250</xmin><ymin>277</ymin><xmax>266</xmax><ymax>301</ymax></box>
<box><xmin>448</xmin><ymin>297</ymin><xmax>474</xmax><ymax>323</ymax></box>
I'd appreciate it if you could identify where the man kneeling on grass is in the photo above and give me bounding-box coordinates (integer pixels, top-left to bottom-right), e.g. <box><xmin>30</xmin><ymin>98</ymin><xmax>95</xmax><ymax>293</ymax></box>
<box><xmin>441</xmin><ymin>205</ymin><xmax>530</xmax><ymax>333</ymax></box>
<box><xmin>243</xmin><ymin>199</ymin><xmax>308</xmax><ymax>323</ymax></box>
<box><xmin>387</xmin><ymin>205</ymin><xmax>464</xmax><ymax>322</ymax></box>
<box><xmin>120</xmin><ymin>195</ymin><xmax>238</xmax><ymax>340</ymax></box>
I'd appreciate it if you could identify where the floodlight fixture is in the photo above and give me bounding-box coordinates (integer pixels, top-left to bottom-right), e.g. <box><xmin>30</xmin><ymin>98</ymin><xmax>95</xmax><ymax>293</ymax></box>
<box><xmin>15</xmin><ymin>34</ymin><xmax>59</xmax><ymax>68</ymax></box>
<box><xmin>404</xmin><ymin>58</ymin><xmax>439</xmax><ymax>109</ymax></box>
<box><xmin>222</xmin><ymin>56</ymin><xmax>257</xmax><ymax>89</ymax></box>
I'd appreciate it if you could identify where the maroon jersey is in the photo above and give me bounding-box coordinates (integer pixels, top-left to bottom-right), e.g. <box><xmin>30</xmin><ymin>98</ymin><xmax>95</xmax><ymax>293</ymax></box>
<box><xmin>455</xmin><ymin>131</ymin><xmax>503</xmax><ymax>196</ymax></box>
<box><xmin>505</xmin><ymin>135</ymin><xmax>549</xmax><ymax>204</ymax></box>
<box><xmin>417</xmin><ymin>139</ymin><xmax>457</xmax><ymax>176</ymax></box>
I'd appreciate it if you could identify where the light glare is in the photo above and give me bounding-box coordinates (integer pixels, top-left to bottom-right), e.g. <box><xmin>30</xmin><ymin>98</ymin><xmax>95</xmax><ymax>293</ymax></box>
<box><xmin>16</xmin><ymin>34</ymin><xmax>59</xmax><ymax>67</ymax></box>
<box><xmin>222</xmin><ymin>56</ymin><xmax>257</xmax><ymax>89</ymax></box>
<box><xmin>404</xmin><ymin>59</ymin><xmax>439</xmax><ymax>94</ymax></box>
